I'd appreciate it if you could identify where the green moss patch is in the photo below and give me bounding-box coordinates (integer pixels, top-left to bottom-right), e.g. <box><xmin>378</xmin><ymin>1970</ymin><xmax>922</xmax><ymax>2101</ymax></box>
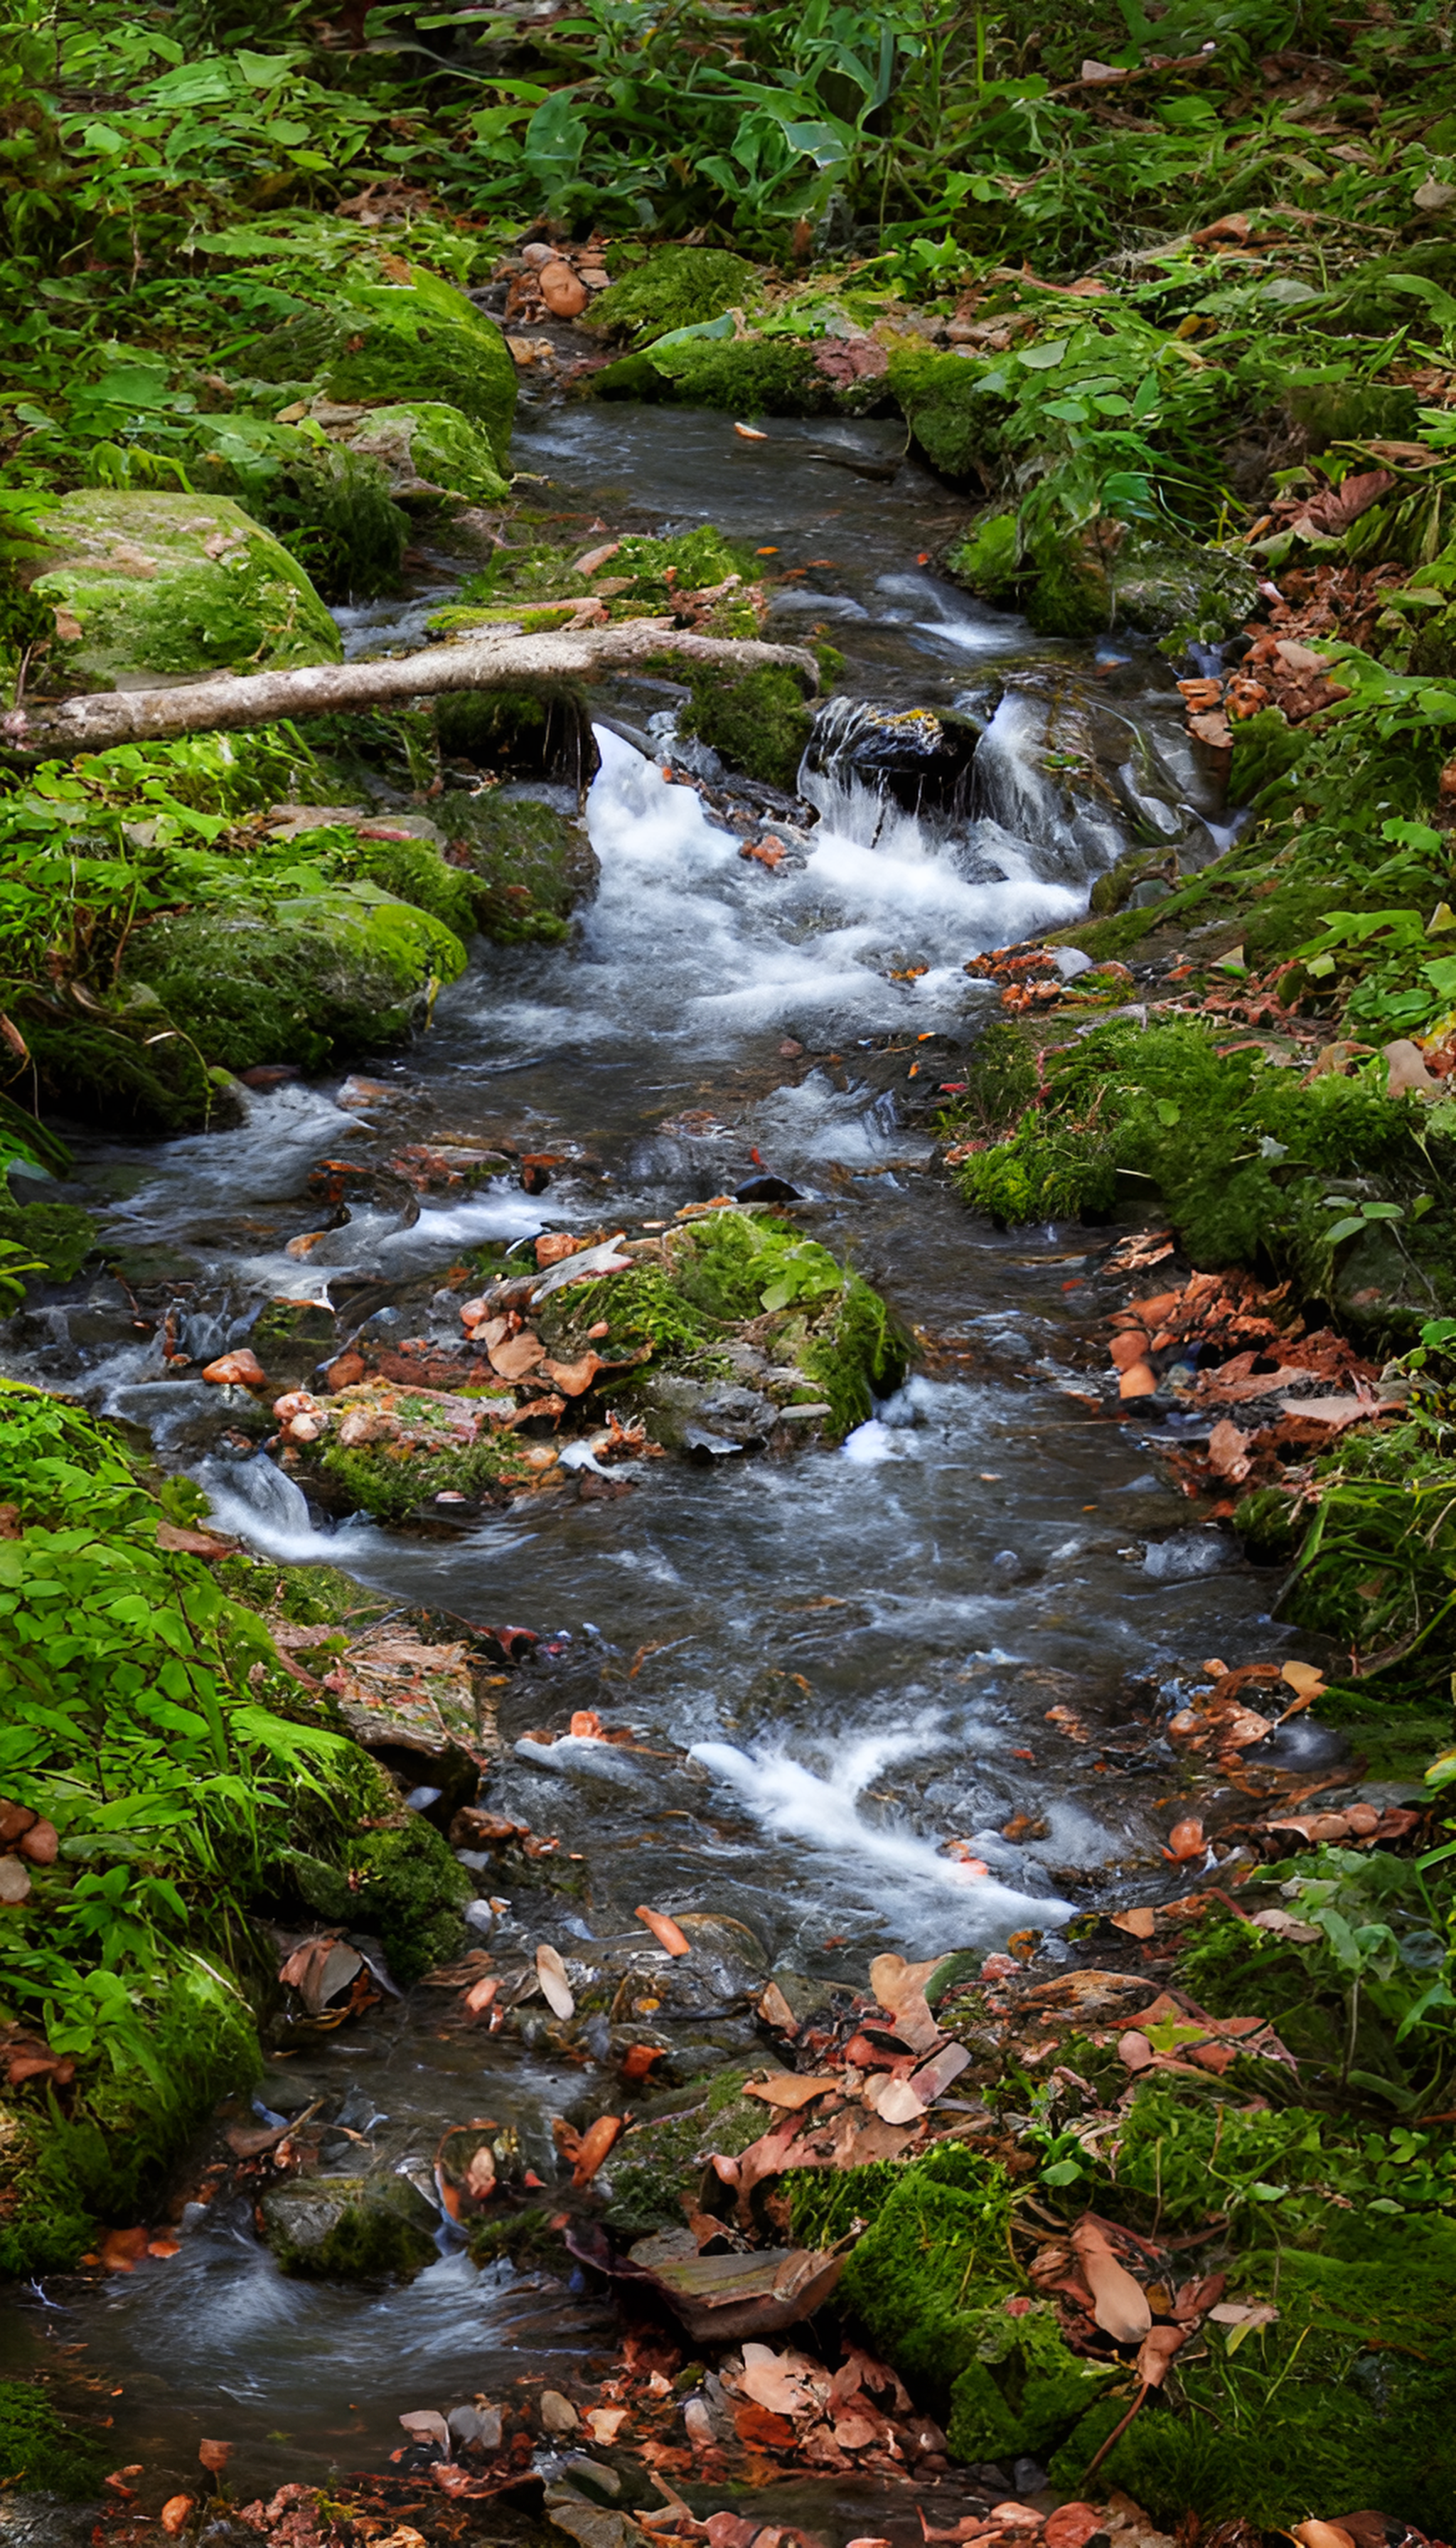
<box><xmin>586</xmin><ymin>247</ymin><xmax>761</xmax><ymax>347</ymax></box>
<box><xmin>679</xmin><ymin>665</ymin><xmax>813</xmax><ymax>792</ymax></box>
<box><xmin>343</xmin><ymin>400</ymin><xmax>510</xmax><ymax>506</ymax></box>
<box><xmin>31</xmin><ymin>490</ymin><xmax>341</xmax><ymax>688</ymax></box>
<box><xmin>121</xmin><ymin>879</ymin><xmax>468</xmax><ymax>1076</ymax></box>
<box><xmin>440</xmin><ymin>793</ymin><xmax>596</xmax><ymax>943</ymax></box>
<box><xmin>0</xmin><ymin>2382</ymin><xmax>109</xmax><ymax>2498</ymax></box>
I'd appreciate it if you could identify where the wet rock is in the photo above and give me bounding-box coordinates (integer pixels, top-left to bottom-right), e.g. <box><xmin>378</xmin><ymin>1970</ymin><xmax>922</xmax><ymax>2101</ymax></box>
<box><xmin>643</xmin><ymin>1374</ymin><xmax>777</xmax><ymax>1456</ymax></box>
<box><xmin>30</xmin><ymin>491</ymin><xmax>341</xmax><ymax>688</ymax></box>
<box><xmin>806</xmin><ymin>698</ymin><xmax>983</xmax><ymax>820</ymax></box>
<box><xmin>259</xmin><ymin>2168</ymin><xmax>439</xmax><ymax>2278</ymax></box>
<box><xmin>599</xmin><ymin>2063</ymin><xmax>778</xmax><ymax>2237</ymax></box>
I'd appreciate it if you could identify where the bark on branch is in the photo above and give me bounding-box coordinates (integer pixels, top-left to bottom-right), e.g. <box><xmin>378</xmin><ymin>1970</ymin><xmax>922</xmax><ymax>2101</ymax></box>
<box><xmin>1</xmin><ymin>619</ymin><xmax>820</xmax><ymax>764</ymax></box>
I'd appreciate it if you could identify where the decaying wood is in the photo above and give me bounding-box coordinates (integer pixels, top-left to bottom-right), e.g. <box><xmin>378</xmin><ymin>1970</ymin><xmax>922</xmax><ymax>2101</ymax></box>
<box><xmin>0</xmin><ymin>619</ymin><xmax>820</xmax><ymax>763</ymax></box>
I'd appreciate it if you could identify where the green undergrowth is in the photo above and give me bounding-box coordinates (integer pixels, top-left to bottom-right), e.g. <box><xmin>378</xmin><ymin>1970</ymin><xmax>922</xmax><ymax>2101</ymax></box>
<box><xmin>446</xmin><ymin>523</ymin><xmax>759</xmax><ymax>638</ymax></box>
<box><xmin>0</xmin><ymin>2382</ymin><xmax>109</xmax><ymax>2498</ymax></box>
<box><xmin>678</xmin><ymin>664</ymin><xmax>814</xmax><ymax>793</ymax></box>
<box><xmin>0</xmin><ymin>1381</ymin><xmax>466</xmax><ymax>2271</ymax></box>
<box><xmin>786</xmin><ymin>2065</ymin><xmax>1456</xmax><ymax>2532</ymax></box>
<box><xmin>947</xmin><ymin>1015</ymin><xmax>1453</xmax><ymax>1311</ymax></box>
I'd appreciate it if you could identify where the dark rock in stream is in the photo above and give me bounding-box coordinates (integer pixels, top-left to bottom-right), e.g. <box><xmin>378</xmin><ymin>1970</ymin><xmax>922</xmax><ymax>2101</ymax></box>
<box><xmin>259</xmin><ymin>2168</ymin><xmax>440</xmax><ymax>2278</ymax></box>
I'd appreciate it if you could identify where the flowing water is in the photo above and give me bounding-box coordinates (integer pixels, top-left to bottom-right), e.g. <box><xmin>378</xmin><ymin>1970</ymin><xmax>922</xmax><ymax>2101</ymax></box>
<box><xmin>1</xmin><ymin>404</ymin><xmax>1292</xmax><ymax>2505</ymax></box>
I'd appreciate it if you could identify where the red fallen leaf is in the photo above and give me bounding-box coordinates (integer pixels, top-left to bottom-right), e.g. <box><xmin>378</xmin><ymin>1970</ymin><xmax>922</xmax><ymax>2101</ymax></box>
<box><xmin>200</xmin><ymin>1349</ymin><xmax>265</xmax><ymax>1388</ymax></box>
<box><xmin>100</xmin><ymin>2227</ymin><xmax>149</xmax><ymax>2274</ymax></box>
<box><xmin>732</xmin><ymin>2401</ymin><xmax>796</xmax><ymax>2450</ymax></box>
<box><xmin>621</xmin><ymin>2043</ymin><xmax>664</xmax><ymax>2082</ymax></box>
<box><xmin>569</xmin><ymin>1710</ymin><xmax>604</xmax><ymax>1737</ymax></box>
<box><xmin>198</xmin><ymin>2439</ymin><xmax>232</xmax><ymax>2475</ymax></box>
<box><xmin>1163</xmin><ymin>1816</ymin><xmax>1205</xmax><ymax>1863</ymax></box>
<box><xmin>464</xmin><ymin>1975</ymin><xmax>499</xmax><ymax>2015</ymax></box>
<box><xmin>432</xmin><ymin>2463</ymin><xmax>476</xmax><ymax>2496</ymax></box>
<box><xmin>571</xmin><ymin>2114</ymin><xmax>622</xmax><ymax>2186</ymax></box>
<box><xmin>636</xmin><ymin>1905</ymin><xmax>692</xmax><ymax>1955</ymax></box>
<box><xmin>1044</xmin><ymin>2510</ymin><xmax>1106</xmax><ymax>2548</ymax></box>
<box><xmin>160</xmin><ymin>2496</ymin><xmax>194</xmax><ymax>2534</ymax></box>
<box><xmin>105</xmin><ymin>2467</ymin><xmax>144</xmax><ymax>2498</ymax></box>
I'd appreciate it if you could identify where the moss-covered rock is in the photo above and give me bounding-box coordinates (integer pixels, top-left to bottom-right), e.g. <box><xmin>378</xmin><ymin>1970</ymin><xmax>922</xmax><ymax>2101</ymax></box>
<box><xmin>678</xmin><ymin>665</ymin><xmax>813</xmax><ymax>793</ymax></box>
<box><xmin>585</xmin><ymin>247</ymin><xmax>761</xmax><ymax>346</ymax></box>
<box><xmin>945</xmin><ymin>503</ymin><xmax>1258</xmax><ymax>643</ymax></box>
<box><xmin>29</xmin><ymin>491</ymin><xmax>341</xmax><ymax>689</ymax></box>
<box><xmin>326</xmin><ymin>269</ymin><xmax>516</xmax><ymax>466</ymax></box>
<box><xmin>591</xmin><ymin>336</ymin><xmax>829</xmax><ymax>415</ymax></box>
<box><xmin>247</xmin><ymin>267</ymin><xmax>517</xmax><ymax>473</ymax></box>
<box><xmin>260</xmin><ymin>2168</ymin><xmax>441</xmax><ymax>2278</ymax></box>
<box><xmin>120</xmin><ymin>880</ymin><xmax>469</xmax><ymax>1076</ymax></box>
<box><xmin>440</xmin><ymin>792</ymin><xmax>597</xmax><ymax>942</ymax></box>
<box><xmin>342</xmin><ymin>400</ymin><xmax>510</xmax><ymax>507</ymax></box>
<box><xmin>599</xmin><ymin>2068</ymin><xmax>774</xmax><ymax>2237</ymax></box>
<box><xmin>279</xmin><ymin>1814</ymin><xmax>472</xmax><ymax>1985</ymax></box>
<box><xmin>300</xmin><ymin>1378</ymin><xmax>547</xmax><ymax>1526</ymax></box>
<box><xmin>887</xmin><ymin>348</ymin><xmax>1015</xmax><ymax>483</ymax></box>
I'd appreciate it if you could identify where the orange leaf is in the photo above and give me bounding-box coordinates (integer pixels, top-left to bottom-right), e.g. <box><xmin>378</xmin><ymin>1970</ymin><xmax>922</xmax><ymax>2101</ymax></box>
<box><xmin>636</xmin><ymin>1905</ymin><xmax>691</xmax><ymax>1955</ymax></box>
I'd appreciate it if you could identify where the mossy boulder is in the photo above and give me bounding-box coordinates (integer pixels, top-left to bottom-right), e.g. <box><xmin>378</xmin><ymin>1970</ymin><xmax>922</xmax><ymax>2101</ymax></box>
<box><xmin>887</xmin><ymin>348</ymin><xmax>1015</xmax><ymax>483</ymax></box>
<box><xmin>599</xmin><ymin>2067</ymin><xmax>776</xmax><ymax>2237</ymax></box>
<box><xmin>342</xmin><ymin>400</ymin><xmax>510</xmax><ymax>507</ymax></box>
<box><xmin>679</xmin><ymin>665</ymin><xmax>813</xmax><ymax>793</ymax></box>
<box><xmin>440</xmin><ymin>792</ymin><xmax>598</xmax><ymax>942</ymax></box>
<box><xmin>260</xmin><ymin>2168</ymin><xmax>440</xmax><ymax>2278</ymax></box>
<box><xmin>245</xmin><ymin>269</ymin><xmax>516</xmax><ymax>472</ymax></box>
<box><xmin>120</xmin><ymin>880</ymin><xmax>469</xmax><ymax>1077</ymax></box>
<box><xmin>296</xmin><ymin>1378</ymin><xmax>548</xmax><ymax>1526</ymax></box>
<box><xmin>586</xmin><ymin>247</ymin><xmax>761</xmax><ymax>346</ymax></box>
<box><xmin>30</xmin><ymin>491</ymin><xmax>341</xmax><ymax>689</ymax></box>
<box><xmin>591</xmin><ymin>336</ymin><xmax>830</xmax><ymax>416</ymax></box>
<box><xmin>946</xmin><ymin>504</ymin><xmax>1258</xmax><ymax>643</ymax></box>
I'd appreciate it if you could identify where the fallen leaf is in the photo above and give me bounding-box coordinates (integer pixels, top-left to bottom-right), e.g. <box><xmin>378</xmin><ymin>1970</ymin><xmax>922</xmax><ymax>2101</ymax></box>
<box><xmin>198</xmin><ymin>2439</ymin><xmax>232</xmax><ymax>2475</ymax></box>
<box><xmin>490</xmin><ymin>1331</ymin><xmax>547</xmax><ymax>1381</ymax></box>
<box><xmin>535</xmin><ymin>1941</ymin><xmax>574</xmax><ymax>2019</ymax></box>
<box><xmin>278</xmin><ymin>1937</ymin><xmax>363</xmax><ymax>2016</ymax></box>
<box><xmin>542</xmin><ymin>1352</ymin><xmax>604</xmax><ymax>1397</ymax></box>
<box><xmin>464</xmin><ymin>2145</ymin><xmax>497</xmax><ymax>2200</ymax></box>
<box><xmin>1070</xmin><ymin>2216</ymin><xmax>1152</xmax><ymax>2343</ymax></box>
<box><xmin>734</xmin><ymin>422</ymin><xmax>768</xmax><ymax>440</ymax></box>
<box><xmin>100</xmin><ymin>2227</ymin><xmax>150</xmax><ymax>2274</ymax></box>
<box><xmin>636</xmin><ymin>1904</ymin><xmax>692</xmax><ymax>1955</ymax></box>
<box><xmin>1163</xmin><ymin>1817</ymin><xmax>1205</xmax><ymax>1863</ymax></box>
<box><xmin>587</xmin><ymin>2407</ymin><xmax>630</xmax><ymax>2443</ymax></box>
<box><xmin>1250</xmin><ymin>1907</ymin><xmax>1322</xmax><ymax>1942</ymax></box>
<box><xmin>0</xmin><ymin>1857</ymin><xmax>32</xmax><ymax>1903</ymax></box>
<box><xmin>160</xmin><ymin>2498</ymin><xmax>194</xmax><ymax>2534</ymax></box>
<box><xmin>1207</xmin><ymin>1418</ymin><xmax>1252</xmax><ymax>1483</ymax></box>
<box><xmin>1110</xmin><ymin>1907</ymin><xmax>1157</xmax><ymax>1940</ymax></box>
<box><xmin>572</xmin><ymin>2114</ymin><xmax>622</xmax><ymax>2185</ymax></box>
<box><xmin>1135</xmin><ymin>2323</ymin><xmax>1187</xmax><ymax>2388</ymax></box>
<box><xmin>464</xmin><ymin>1975</ymin><xmax>499</xmax><ymax>2014</ymax></box>
<box><xmin>743</xmin><ymin>2073</ymin><xmax>837</xmax><ymax>2110</ymax></box>
<box><xmin>1044</xmin><ymin>2510</ymin><xmax>1106</xmax><ymax>2548</ymax></box>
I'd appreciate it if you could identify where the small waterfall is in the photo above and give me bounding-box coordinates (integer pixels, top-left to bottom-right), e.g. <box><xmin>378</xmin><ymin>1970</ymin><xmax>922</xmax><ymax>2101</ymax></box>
<box><xmin>200</xmin><ymin>1453</ymin><xmax>341</xmax><ymax>1561</ymax></box>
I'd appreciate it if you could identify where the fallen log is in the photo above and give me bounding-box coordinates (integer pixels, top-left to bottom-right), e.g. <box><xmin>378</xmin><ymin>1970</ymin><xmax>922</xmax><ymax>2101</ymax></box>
<box><xmin>0</xmin><ymin>619</ymin><xmax>819</xmax><ymax>764</ymax></box>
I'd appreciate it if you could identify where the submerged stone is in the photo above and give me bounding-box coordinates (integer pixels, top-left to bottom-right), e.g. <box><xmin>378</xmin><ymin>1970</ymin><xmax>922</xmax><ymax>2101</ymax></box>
<box><xmin>30</xmin><ymin>491</ymin><xmax>341</xmax><ymax>688</ymax></box>
<box><xmin>260</xmin><ymin>2168</ymin><xmax>439</xmax><ymax>2278</ymax></box>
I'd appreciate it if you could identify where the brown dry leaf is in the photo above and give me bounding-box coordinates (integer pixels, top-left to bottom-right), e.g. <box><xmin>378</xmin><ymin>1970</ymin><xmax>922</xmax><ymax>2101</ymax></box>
<box><xmin>636</xmin><ymin>1904</ymin><xmax>691</xmax><ymax>1955</ymax></box>
<box><xmin>535</xmin><ymin>1941</ymin><xmax>574</xmax><ymax>2019</ymax></box>
<box><xmin>278</xmin><ymin>1937</ymin><xmax>363</xmax><ymax>2016</ymax></box>
<box><xmin>100</xmin><ymin>2227</ymin><xmax>150</xmax><ymax>2274</ymax></box>
<box><xmin>198</xmin><ymin>2440</ymin><xmax>232</xmax><ymax>2475</ymax></box>
<box><xmin>464</xmin><ymin>1975</ymin><xmax>499</xmax><ymax>2015</ymax></box>
<box><xmin>737</xmin><ymin>2340</ymin><xmax>825</xmax><ymax>2418</ymax></box>
<box><xmin>1207</xmin><ymin>1418</ymin><xmax>1252</xmax><ymax>1483</ymax></box>
<box><xmin>1135</xmin><ymin>2323</ymin><xmax>1187</xmax><ymax>2389</ymax></box>
<box><xmin>543</xmin><ymin>1352</ymin><xmax>605</xmax><ymax>1398</ymax></box>
<box><xmin>1290</xmin><ymin>2527</ymin><xmax>1354</xmax><ymax>2548</ymax></box>
<box><xmin>1045</xmin><ymin>1703</ymin><xmax>1091</xmax><ymax>1743</ymax></box>
<box><xmin>490</xmin><ymin>1331</ymin><xmax>546</xmax><ymax>1381</ymax></box>
<box><xmin>586</xmin><ymin>2407</ymin><xmax>630</xmax><ymax>2444</ymax></box>
<box><xmin>744</xmin><ymin>2073</ymin><xmax>837</xmax><ymax>2110</ymax></box>
<box><xmin>1110</xmin><ymin>1906</ymin><xmax>1157</xmax><ymax>1940</ymax></box>
<box><xmin>464</xmin><ymin>2145</ymin><xmax>497</xmax><ymax>2200</ymax></box>
<box><xmin>571</xmin><ymin>2114</ymin><xmax>622</xmax><ymax>2185</ymax></box>
<box><xmin>160</xmin><ymin>2498</ymin><xmax>194</xmax><ymax>2534</ymax></box>
<box><xmin>1070</xmin><ymin>2217</ymin><xmax>1152</xmax><ymax>2343</ymax></box>
<box><xmin>201</xmin><ymin>1349</ymin><xmax>266</xmax><ymax>1388</ymax></box>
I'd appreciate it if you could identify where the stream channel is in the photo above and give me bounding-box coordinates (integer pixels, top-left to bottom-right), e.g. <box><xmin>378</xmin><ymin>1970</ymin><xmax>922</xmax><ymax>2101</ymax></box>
<box><xmin>2</xmin><ymin>403</ymin><xmax>1293</xmax><ymax>2518</ymax></box>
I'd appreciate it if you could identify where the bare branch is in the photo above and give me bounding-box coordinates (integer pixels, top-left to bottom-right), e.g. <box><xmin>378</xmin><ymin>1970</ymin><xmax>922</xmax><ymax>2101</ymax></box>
<box><xmin>1</xmin><ymin>619</ymin><xmax>820</xmax><ymax>764</ymax></box>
